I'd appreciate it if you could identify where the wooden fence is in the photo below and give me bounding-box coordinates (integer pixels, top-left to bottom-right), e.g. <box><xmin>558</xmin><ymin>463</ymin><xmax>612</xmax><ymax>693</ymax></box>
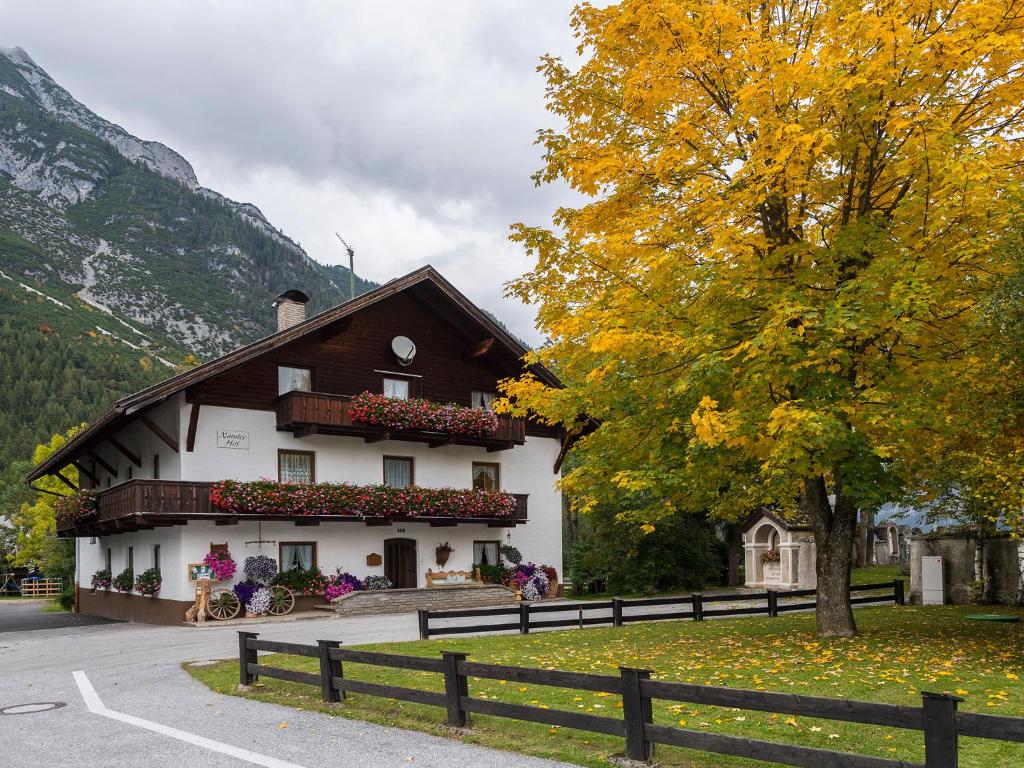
<box><xmin>17</xmin><ymin>577</ymin><xmax>63</xmax><ymax>597</ymax></box>
<box><xmin>418</xmin><ymin>580</ymin><xmax>905</xmax><ymax>639</ymax></box>
<box><xmin>236</xmin><ymin>629</ymin><xmax>1024</xmax><ymax>768</ymax></box>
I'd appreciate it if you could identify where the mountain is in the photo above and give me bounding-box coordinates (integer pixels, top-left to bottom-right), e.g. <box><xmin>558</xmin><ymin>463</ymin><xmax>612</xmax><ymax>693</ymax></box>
<box><xmin>0</xmin><ymin>46</ymin><xmax>376</xmax><ymax>474</ymax></box>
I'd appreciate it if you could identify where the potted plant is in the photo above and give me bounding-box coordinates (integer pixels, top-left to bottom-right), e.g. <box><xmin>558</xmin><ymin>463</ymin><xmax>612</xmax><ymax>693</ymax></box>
<box><xmin>134</xmin><ymin>568</ymin><xmax>161</xmax><ymax>597</ymax></box>
<box><xmin>90</xmin><ymin>568</ymin><xmax>112</xmax><ymax>592</ymax></box>
<box><xmin>112</xmin><ymin>567</ymin><xmax>134</xmax><ymax>593</ymax></box>
<box><xmin>435</xmin><ymin>542</ymin><xmax>454</xmax><ymax>567</ymax></box>
<box><xmin>203</xmin><ymin>548</ymin><xmax>237</xmax><ymax>581</ymax></box>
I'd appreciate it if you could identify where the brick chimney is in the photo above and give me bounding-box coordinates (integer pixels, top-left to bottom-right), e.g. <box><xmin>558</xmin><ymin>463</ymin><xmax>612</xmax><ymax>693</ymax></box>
<box><xmin>273</xmin><ymin>290</ymin><xmax>310</xmax><ymax>332</ymax></box>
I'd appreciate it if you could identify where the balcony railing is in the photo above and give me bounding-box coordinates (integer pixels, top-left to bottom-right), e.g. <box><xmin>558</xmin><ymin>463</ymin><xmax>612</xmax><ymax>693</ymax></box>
<box><xmin>56</xmin><ymin>480</ymin><xmax>528</xmax><ymax>537</ymax></box>
<box><xmin>276</xmin><ymin>391</ymin><xmax>527</xmax><ymax>450</ymax></box>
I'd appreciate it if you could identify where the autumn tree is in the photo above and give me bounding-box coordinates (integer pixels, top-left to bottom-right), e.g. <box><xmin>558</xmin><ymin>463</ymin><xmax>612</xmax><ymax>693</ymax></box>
<box><xmin>503</xmin><ymin>0</ymin><xmax>1024</xmax><ymax>636</ymax></box>
<box><xmin>7</xmin><ymin>426</ymin><xmax>84</xmax><ymax>579</ymax></box>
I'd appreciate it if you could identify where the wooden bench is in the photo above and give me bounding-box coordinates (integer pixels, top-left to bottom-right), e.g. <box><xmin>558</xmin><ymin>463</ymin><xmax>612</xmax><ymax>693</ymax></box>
<box><xmin>425</xmin><ymin>568</ymin><xmax>482</xmax><ymax>587</ymax></box>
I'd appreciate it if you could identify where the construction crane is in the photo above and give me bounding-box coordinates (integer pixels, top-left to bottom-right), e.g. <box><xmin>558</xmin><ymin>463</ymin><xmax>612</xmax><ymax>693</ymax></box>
<box><xmin>335</xmin><ymin>233</ymin><xmax>356</xmax><ymax>300</ymax></box>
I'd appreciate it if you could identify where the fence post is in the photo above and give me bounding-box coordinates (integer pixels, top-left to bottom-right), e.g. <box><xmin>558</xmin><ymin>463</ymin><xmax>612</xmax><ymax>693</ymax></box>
<box><xmin>418</xmin><ymin>609</ymin><xmax>431</xmax><ymax>640</ymax></box>
<box><xmin>317</xmin><ymin>640</ymin><xmax>344</xmax><ymax>703</ymax></box>
<box><xmin>519</xmin><ymin>602</ymin><xmax>531</xmax><ymax>634</ymax></box>
<box><xmin>612</xmin><ymin>598</ymin><xmax>623</xmax><ymax>627</ymax></box>
<box><xmin>620</xmin><ymin>667</ymin><xmax>654</xmax><ymax>761</ymax></box>
<box><xmin>922</xmin><ymin>692</ymin><xmax>960</xmax><ymax>768</ymax></box>
<box><xmin>441</xmin><ymin>651</ymin><xmax>469</xmax><ymax>727</ymax></box>
<box><xmin>767</xmin><ymin>590</ymin><xmax>778</xmax><ymax>618</ymax></box>
<box><xmin>692</xmin><ymin>593</ymin><xmax>704</xmax><ymax>622</ymax></box>
<box><xmin>238</xmin><ymin>631</ymin><xmax>258</xmax><ymax>686</ymax></box>
<box><xmin>894</xmin><ymin>579</ymin><xmax>906</xmax><ymax>606</ymax></box>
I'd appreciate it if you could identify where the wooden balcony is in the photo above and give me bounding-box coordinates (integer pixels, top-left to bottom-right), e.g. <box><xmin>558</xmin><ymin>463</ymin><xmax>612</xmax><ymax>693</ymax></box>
<box><xmin>276</xmin><ymin>391</ymin><xmax>527</xmax><ymax>451</ymax></box>
<box><xmin>57</xmin><ymin>480</ymin><xmax>528</xmax><ymax>537</ymax></box>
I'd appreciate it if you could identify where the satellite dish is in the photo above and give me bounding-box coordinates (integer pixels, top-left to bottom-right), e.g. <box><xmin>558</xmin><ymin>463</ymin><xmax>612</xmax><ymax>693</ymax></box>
<box><xmin>391</xmin><ymin>336</ymin><xmax>416</xmax><ymax>366</ymax></box>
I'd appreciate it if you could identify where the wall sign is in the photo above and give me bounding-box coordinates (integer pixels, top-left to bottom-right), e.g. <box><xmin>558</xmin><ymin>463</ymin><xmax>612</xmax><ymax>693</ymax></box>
<box><xmin>189</xmin><ymin>563</ymin><xmax>215</xmax><ymax>582</ymax></box>
<box><xmin>366</xmin><ymin>553</ymin><xmax>382</xmax><ymax>567</ymax></box>
<box><xmin>216</xmin><ymin>429</ymin><xmax>249</xmax><ymax>450</ymax></box>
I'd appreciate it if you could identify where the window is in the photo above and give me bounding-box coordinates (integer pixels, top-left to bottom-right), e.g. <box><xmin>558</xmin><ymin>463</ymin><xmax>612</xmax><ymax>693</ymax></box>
<box><xmin>106</xmin><ymin>476</ymin><xmax>112</xmax><ymax>488</ymax></box>
<box><xmin>153</xmin><ymin>544</ymin><xmax>160</xmax><ymax>572</ymax></box>
<box><xmin>383</xmin><ymin>456</ymin><xmax>413</xmax><ymax>488</ymax></box>
<box><xmin>473</xmin><ymin>540</ymin><xmax>500</xmax><ymax>566</ymax></box>
<box><xmin>127</xmin><ymin>546</ymin><xmax>134</xmax><ymax>573</ymax></box>
<box><xmin>383</xmin><ymin>377</ymin><xmax>409</xmax><ymax>400</ymax></box>
<box><xmin>471</xmin><ymin>391</ymin><xmax>496</xmax><ymax>410</ymax></box>
<box><xmin>128</xmin><ymin>466</ymin><xmax>133</xmax><ymax>480</ymax></box>
<box><xmin>279</xmin><ymin>450</ymin><xmax>315</xmax><ymax>483</ymax></box>
<box><xmin>278</xmin><ymin>365</ymin><xmax>312</xmax><ymax>395</ymax></box>
<box><xmin>153</xmin><ymin>454</ymin><xmax>160</xmax><ymax>480</ymax></box>
<box><xmin>280</xmin><ymin>542</ymin><xmax>317</xmax><ymax>572</ymax></box>
<box><xmin>472</xmin><ymin>462</ymin><xmax>500</xmax><ymax>491</ymax></box>
<box><xmin>105</xmin><ymin>547</ymin><xmax>112</xmax><ymax>572</ymax></box>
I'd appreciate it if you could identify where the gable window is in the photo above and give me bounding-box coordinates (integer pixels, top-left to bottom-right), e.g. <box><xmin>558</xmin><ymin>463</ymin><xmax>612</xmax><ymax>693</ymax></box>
<box><xmin>472</xmin><ymin>462</ymin><xmax>500</xmax><ymax>491</ymax></box>
<box><xmin>383</xmin><ymin>377</ymin><xmax>409</xmax><ymax>400</ymax></box>
<box><xmin>127</xmin><ymin>466</ymin><xmax>133</xmax><ymax>480</ymax></box>
<box><xmin>473</xmin><ymin>540</ymin><xmax>500</xmax><ymax>566</ymax></box>
<box><xmin>471</xmin><ymin>391</ymin><xmax>496</xmax><ymax>410</ymax></box>
<box><xmin>279</xmin><ymin>450</ymin><xmax>315</xmax><ymax>484</ymax></box>
<box><xmin>383</xmin><ymin>456</ymin><xmax>413</xmax><ymax>488</ymax></box>
<box><xmin>278</xmin><ymin>365</ymin><xmax>312</xmax><ymax>395</ymax></box>
<box><xmin>280</xmin><ymin>542</ymin><xmax>317</xmax><ymax>572</ymax></box>
<box><xmin>153</xmin><ymin>454</ymin><xmax>160</xmax><ymax>480</ymax></box>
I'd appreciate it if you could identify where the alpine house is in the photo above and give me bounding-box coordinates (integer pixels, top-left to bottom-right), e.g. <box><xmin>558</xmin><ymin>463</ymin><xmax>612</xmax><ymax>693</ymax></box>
<box><xmin>28</xmin><ymin>266</ymin><xmax>567</xmax><ymax>624</ymax></box>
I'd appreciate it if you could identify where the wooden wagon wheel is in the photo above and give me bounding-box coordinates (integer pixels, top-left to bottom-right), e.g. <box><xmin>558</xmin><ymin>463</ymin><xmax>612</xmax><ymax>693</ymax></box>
<box><xmin>207</xmin><ymin>588</ymin><xmax>241</xmax><ymax>620</ymax></box>
<box><xmin>266</xmin><ymin>585</ymin><xmax>295</xmax><ymax>616</ymax></box>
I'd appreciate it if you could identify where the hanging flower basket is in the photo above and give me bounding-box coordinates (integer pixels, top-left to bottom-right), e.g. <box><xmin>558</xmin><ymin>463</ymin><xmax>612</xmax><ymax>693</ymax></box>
<box><xmin>435</xmin><ymin>542</ymin><xmax>453</xmax><ymax>566</ymax></box>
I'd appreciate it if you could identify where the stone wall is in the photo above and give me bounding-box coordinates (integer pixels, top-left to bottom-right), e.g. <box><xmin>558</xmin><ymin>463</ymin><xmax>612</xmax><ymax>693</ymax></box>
<box><xmin>330</xmin><ymin>584</ymin><xmax>517</xmax><ymax>617</ymax></box>
<box><xmin>909</xmin><ymin>535</ymin><xmax>1019</xmax><ymax>605</ymax></box>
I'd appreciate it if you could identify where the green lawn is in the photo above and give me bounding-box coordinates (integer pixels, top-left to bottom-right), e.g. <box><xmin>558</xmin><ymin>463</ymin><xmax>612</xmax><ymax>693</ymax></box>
<box><xmin>851</xmin><ymin>563</ymin><xmax>904</xmax><ymax>586</ymax></box>
<box><xmin>188</xmin><ymin>606</ymin><xmax>1023</xmax><ymax>768</ymax></box>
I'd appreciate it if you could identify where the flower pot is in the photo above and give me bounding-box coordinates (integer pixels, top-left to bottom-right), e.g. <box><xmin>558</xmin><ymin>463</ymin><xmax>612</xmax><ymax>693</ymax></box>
<box><xmin>435</xmin><ymin>548</ymin><xmax>451</xmax><ymax>567</ymax></box>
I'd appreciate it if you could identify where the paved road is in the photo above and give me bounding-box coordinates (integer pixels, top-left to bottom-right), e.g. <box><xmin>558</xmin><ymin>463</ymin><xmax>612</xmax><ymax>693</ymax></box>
<box><xmin>0</xmin><ymin>599</ymin><xmax>119</xmax><ymax>632</ymax></box>
<box><xmin>0</xmin><ymin>605</ymin><xmax>571</xmax><ymax>768</ymax></box>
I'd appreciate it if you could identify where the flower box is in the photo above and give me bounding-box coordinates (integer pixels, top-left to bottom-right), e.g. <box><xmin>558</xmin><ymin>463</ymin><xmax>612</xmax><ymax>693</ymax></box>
<box><xmin>349</xmin><ymin>391</ymin><xmax>499</xmax><ymax>437</ymax></box>
<box><xmin>210</xmin><ymin>479</ymin><xmax>516</xmax><ymax>520</ymax></box>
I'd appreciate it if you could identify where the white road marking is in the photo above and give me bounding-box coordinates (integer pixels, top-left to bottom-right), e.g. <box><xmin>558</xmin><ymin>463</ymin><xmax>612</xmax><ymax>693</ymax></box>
<box><xmin>72</xmin><ymin>671</ymin><xmax>308</xmax><ymax>768</ymax></box>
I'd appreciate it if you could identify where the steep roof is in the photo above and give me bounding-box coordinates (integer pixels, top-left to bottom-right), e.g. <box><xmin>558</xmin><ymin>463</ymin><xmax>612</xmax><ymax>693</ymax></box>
<box><xmin>28</xmin><ymin>265</ymin><xmax>559</xmax><ymax>482</ymax></box>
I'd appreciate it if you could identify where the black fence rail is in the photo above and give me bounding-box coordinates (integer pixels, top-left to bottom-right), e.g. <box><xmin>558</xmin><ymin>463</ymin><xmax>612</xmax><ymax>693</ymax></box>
<box><xmin>419</xmin><ymin>579</ymin><xmax>905</xmax><ymax>639</ymax></box>
<box><xmin>236</xmin><ymin>629</ymin><xmax>1023</xmax><ymax>768</ymax></box>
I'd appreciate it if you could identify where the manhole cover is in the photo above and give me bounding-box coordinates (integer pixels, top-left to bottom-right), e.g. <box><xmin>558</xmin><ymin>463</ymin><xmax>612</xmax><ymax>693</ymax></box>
<box><xmin>0</xmin><ymin>702</ymin><xmax>67</xmax><ymax>715</ymax></box>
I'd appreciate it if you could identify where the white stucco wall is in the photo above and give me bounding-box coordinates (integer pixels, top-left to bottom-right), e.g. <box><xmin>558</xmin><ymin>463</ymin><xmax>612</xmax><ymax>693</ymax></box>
<box><xmin>75</xmin><ymin>402</ymin><xmax>563</xmax><ymax>594</ymax></box>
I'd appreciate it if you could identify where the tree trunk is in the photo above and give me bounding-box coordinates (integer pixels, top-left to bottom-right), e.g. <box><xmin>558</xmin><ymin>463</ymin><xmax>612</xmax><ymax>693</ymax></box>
<box><xmin>801</xmin><ymin>475</ymin><xmax>858</xmax><ymax>638</ymax></box>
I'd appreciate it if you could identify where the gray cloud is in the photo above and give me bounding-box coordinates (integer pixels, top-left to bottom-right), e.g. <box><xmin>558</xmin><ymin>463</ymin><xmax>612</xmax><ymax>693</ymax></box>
<box><xmin>0</xmin><ymin>0</ymin><xmax>582</xmax><ymax>343</ymax></box>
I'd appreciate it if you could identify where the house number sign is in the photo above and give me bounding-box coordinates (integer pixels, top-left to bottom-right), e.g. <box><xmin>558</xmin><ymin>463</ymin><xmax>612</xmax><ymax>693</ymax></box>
<box><xmin>216</xmin><ymin>429</ymin><xmax>249</xmax><ymax>450</ymax></box>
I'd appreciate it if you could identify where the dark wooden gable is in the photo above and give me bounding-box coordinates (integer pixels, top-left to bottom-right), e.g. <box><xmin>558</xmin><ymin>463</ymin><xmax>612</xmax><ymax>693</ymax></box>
<box><xmin>193</xmin><ymin>286</ymin><xmax>519</xmax><ymax>410</ymax></box>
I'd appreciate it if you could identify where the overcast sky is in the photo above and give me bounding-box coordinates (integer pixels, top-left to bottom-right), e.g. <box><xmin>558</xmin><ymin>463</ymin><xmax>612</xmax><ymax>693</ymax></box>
<box><xmin>0</xmin><ymin>1</ymin><xmax>584</xmax><ymax>343</ymax></box>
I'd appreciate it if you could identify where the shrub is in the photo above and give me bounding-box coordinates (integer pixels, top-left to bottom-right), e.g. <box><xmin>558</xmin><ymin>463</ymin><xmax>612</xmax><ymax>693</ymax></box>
<box><xmin>134</xmin><ymin>568</ymin><xmax>161</xmax><ymax>596</ymax></box>
<box><xmin>362</xmin><ymin>575</ymin><xmax>391</xmax><ymax>590</ymax></box>
<box><xmin>203</xmin><ymin>549</ymin><xmax>237</xmax><ymax>581</ymax></box>
<box><xmin>243</xmin><ymin>554</ymin><xmax>278</xmax><ymax>585</ymax></box>
<box><xmin>499</xmin><ymin>544</ymin><xmax>522</xmax><ymax>565</ymax></box>
<box><xmin>112</xmin><ymin>568</ymin><xmax>134</xmax><ymax>592</ymax></box>
<box><xmin>91</xmin><ymin>568</ymin><xmax>112</xmax><ymax>590</ymax></box>
<box><xmin>233</xmin><ymin>581</ymin><xmax>257</xmax><ymax>607</ymax></box>
<box><xmin>273</xmin><ymin>566</ymin><xmax>327</xmax><ymax>595</ymax></box>
<box><xmin>248</xmin><ymin>587</ymin><xmax>271</xmax><ymax>615</ymax></box>
<box><xmin>475</xmin><ymin>562</ymin><xmax>505</xmax><ymax>584</ymax></box>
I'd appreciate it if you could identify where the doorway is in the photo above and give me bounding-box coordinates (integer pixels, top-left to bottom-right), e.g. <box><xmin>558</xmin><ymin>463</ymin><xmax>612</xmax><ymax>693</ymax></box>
<box><xmin>384</xmin><ymin>538</ymin><xmax>417</xmax><ymax>589</ymax></box>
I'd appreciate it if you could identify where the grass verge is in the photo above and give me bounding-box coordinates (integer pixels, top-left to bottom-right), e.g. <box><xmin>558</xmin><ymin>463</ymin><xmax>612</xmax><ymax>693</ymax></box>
<box><xmin>187</xmin><ymin>606</ymin><xmax>1023</xmax><ymax>768</ymax></box>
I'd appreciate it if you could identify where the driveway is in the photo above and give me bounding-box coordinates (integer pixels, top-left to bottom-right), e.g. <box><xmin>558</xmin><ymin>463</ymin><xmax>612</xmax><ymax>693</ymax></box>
<box><xmin>0</xmin><ymin>605</ymin><xmax>571</xmax><ymax>768</ymax></box>
<box><xmin>0</xmin><ymin>599</ymin><xmax>119</xmax><ymax>632</ymax></box>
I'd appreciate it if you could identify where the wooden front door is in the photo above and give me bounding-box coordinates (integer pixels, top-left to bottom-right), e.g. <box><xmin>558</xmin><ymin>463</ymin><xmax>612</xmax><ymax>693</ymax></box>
<box><xmin>384</xmin><ymin>538</ymin><xmax>417</xmax><ymax>589</ymax></box>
